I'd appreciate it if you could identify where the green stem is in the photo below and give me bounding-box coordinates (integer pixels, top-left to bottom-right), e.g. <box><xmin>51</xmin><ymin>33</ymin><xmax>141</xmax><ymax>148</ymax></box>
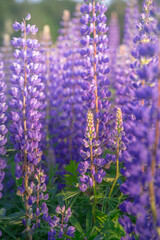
<box><xmin>90</xmin><ymin>142</ymin><xmax>97</xmax><ymax>224</ymax></box>
<box><xmin>92</xmin><ymin>193</ymin><xmax>97</xmax><ymax>224</ymax></box>
<box><xmin>108</xmin><ymin>139</ymin><xmax>119</xmax><ymax>197</ymax></box>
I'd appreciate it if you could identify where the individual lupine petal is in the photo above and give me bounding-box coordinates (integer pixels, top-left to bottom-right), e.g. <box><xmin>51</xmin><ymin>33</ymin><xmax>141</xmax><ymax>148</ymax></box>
<box><xmin>56</xmin><ymin>205</ymin><xmax>61</xmax><ymax>214</ymax></box>
<box><xmin>93</xmin><ymin>146</ymin><xmax>102</xmax><ymax>156</ymax></box>
<box><xmin>25</xmin><ymin>13</ymin><xmax>31</xmax><ymax>21</ymax></box>
<box><xmin>13</xmin><ymin>21</ymin><xmax>20</xmax><ymax>31</ymax></box>
<box><xmin>36</xmin><ymin>208</ymin><xmax>40</xmax><ymax>216</ymax></box>
<box><xmin>79</xmin><ymin>183</ymin><xmax>88</xmax><ymax>192</ymax></box>
<box><xmin>61</xmin><ymin>205</ymin><xmax>65</xmax><ymax>213</ymax></box>
<box><xmin>83</xmin><ymin>139</ymin><xmax>89</xmax><ymax>148</ymax></box>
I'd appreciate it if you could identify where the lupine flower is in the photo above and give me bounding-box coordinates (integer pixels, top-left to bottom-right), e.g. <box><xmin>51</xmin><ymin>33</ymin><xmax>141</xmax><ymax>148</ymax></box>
<box><xmin>119</xmin><ymin>1</ymin><xmax>160</xmax><ymax>239</ymax></box>
<box><xmin>1</xmin><ymin>33</ymin><xmax>13</xmax><ymax>97</ymax></box>
<box><xmin>10</xmin><ymin>14</ymin><xmax>46</xmax><ymax>238</ymax></box>
<box><xmin>108</xmin><ymin>12</ymin><xmax>120</xmax><ymax>86</ymax></box>
<box><xmin>48</xmin><ymin>205</ymin><xmax>75</xmax><ymax>239</ymax></box>
<box><xmin>0</xmin><ymin>55</ymin><xmax>8</xmax><ymax>199</ymax></box>
<box><xmin>39</xmin><ymin>25</ymin><xmax>57</xmax><ymax>174</ymax></box>
<box><xmin>55</xmin><ymin>5</ymin><xmax>85</xmax><ymax>166</ymax></box>
<box><xmin>78</xmin><ymin>110</ymin><xmax>106</xmax><ymax>192</ymax></box>
<box><xmin>108</xmin><ymin>108</ymin><xmax>125</xmax><ymax>197</ymax></box>
<box><xmin>80</xmin><ymin>0</ymin><xmax>112</xmax><ymax>148</ymax></box>
<box><xmin>50</xmin><ymin>10</ymin><xmax>72</xmax><ymax>171</ymax></box>
<box><xmin>123</xmin><ymin>0</ymin><xmax>139</xmax><ymax>50</ymax></box>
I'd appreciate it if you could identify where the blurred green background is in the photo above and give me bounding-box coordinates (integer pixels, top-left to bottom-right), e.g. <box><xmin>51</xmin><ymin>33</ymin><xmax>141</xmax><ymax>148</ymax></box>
<box><xmin>0</xmin><ymin>0</ymin><xmax>143</xmax><ymax>44</ymax></box>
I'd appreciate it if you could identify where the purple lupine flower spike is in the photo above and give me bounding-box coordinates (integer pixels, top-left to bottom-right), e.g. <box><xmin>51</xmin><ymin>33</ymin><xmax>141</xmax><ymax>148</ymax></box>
<box><xmin>108</xmin><ymin>12</ymin><xmax>120</xmax><ymax>86</ymax></box>
<box><xmin>0</xmin><ymin>55</ymin><xmax>8</xmax><ymax>199</ymax></box>
<box><xmin>1</xmin><ymin>33</ymin><xmax>13</xmax><ymax>98</ymax></box>
<box><xmin>10</xmin><ymin>14</ymin><xmax>47</xmax><ymax>238</ymax></box>
<box><xmin>119</xmin><ymin>1</ymin><xmax>160</xmax><ymax>238</ymax></box>
<box><xmin>48</xmin><ymin>205</ymin><xmax>75</xmax><ymax>239</ymax></box>
<box><xmin>40</xmin><ymin>24</ymin><xmax>56</xmax><ymax>167</ymax></box>
<box><xmin>80</xmin><ymin>0</ymin><xmax>113</xmax><ymax>151</ymax></box>
<box><xmin>78</xmin><ymin>110</ymin><xmax>106</xmax><ymax>192</ymax></box>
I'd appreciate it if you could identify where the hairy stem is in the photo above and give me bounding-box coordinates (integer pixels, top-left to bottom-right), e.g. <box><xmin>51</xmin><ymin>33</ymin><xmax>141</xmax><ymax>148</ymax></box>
<box><xmin>90</xmin><ymin>142</ymin><xmax>96</xmax><ymax>224</ymax></box>
<box><xmin>36</xmin><ymin>174</ymin><xmax>40</xmax><ymax>228</ymax></box>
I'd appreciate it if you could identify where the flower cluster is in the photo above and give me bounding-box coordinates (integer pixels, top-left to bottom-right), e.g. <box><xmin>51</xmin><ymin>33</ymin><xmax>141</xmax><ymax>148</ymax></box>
<box><xmin>56</xmin><ymin>5</ymin><xmax>85</xmax><ymax>165</ymax></box>
<box><xmin>123</xmin><ymin>0</ymin><xmax>139</xmax><ymax>50</ymax></box>
<box><xmin>108</xmin><ymin>12</ymin><xmax>120</xmax><ymax>85</ymax></box>
<box><xmin>80</xmin><ymin>0</ymin><xmax>112</xmax><ymax>146</ymax></box>
<box><xmin>40</xmin><ymin>25</ymin><xmax>56</xmax><ymax>168</ymax></box>
<box><xmin>119</xmin><ymin>1</ymin><xmax>160</xmax><ymax>239</ymax></box>
<box><xmin>113</xmin><ymin>108</ymin><xmax>126</xmax><ymax>152</ymax></box>
<box><xmin>50</xmin><ymin>7</ymin><xmax>85</xmax><ymax>174</ymax></box>
<box><xmin>48</xmin><ymin>205</ymin><xmax>75</xmax><ymax>240</ymax></box>
<box><xmin>0</xmin><ymin>56</ymin><xmax>8</xmax><ymax>199</ymax></box>
<box><xmin>10</xmin><ymin>14</ymin><xmax>46</xmax><ymax>236</ymax></box>
<box><xmin>78</xmin><ymin>110</ymin><xmax>106</xmax><ymax>192</ymax></box>
<box><xmin>1</xmin><ymin>33</ymin><xmax>13</xmax><ymax>97</ymax></box>
<box><xmin>1</xmin><ymin>0</ymin><xmax>160</xmax><ymax>239</ymax></box>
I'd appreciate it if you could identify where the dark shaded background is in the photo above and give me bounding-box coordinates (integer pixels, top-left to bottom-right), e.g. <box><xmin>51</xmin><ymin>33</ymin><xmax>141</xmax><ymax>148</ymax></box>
<box><xmin>0</xmin><ymin>0</ymin><xmax>143</xmax><ymax>43</ymax></box>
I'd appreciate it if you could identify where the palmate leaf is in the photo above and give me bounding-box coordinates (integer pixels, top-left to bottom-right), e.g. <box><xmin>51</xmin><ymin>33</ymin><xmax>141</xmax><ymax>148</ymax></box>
<box><xmin>100</xmin><ymin>212</ymin><xmax>125</xmax><ymax>239</ymax></box>
<box><xmin>64</xmin><ymin>160</ymin><xmax>79</xmax><ymax>186</ymax></box>
<box><xmin>57</xmin><ymin>190</ymin><xmax>80</xmax><ymax>200</ymax></box>
<box><xmin>106</xmin><ymin>197</ymin><xmax>119</xmax><ymax>211</ymax></box>
<box><xmin>65</xmin><ymin>160</ymin><xmax>78</xmax><ymax>174</ymax></box>
<box><xmin>95</xmin><ymin>209</ymin><xmax>108</xmax><ymax>224</ymax></box>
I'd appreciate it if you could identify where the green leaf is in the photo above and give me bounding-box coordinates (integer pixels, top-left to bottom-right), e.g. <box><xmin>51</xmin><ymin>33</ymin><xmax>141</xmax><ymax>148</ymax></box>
<box><xmin>64</xmin><ymin>191</ymin><xmax>80</xmax><ymax>200</ymax></box>
<box><xmin>65</xmin><ymin>160</ymin><xmax>78</xmax><ymax>174</ymax></box>
<box><xmin>102</xmin><ymin>188</ymin><xmax>110</xmax><ymax>214</ymax></box>
<box><xmin>16</xmin><ymin>177</ymin><xmax>23</xmax><ymax>188</ymax></box>
<box><xmin>105</xmin><ymin>197</ymin><xmax>119</xmax><ymax>211</ymax></box>
<box><xmin>0</xmin><ymin>226</ymin><xmax>17</xmax><ymax>240</ymax></box>
<box><xmin>70</xmin><ymin>215</ymin><xmax>84</xmax><ymax>234</ymax></box>
<box><xmin>57</xmin><ymin>190</ymin><xmax>80</xmax><ymax>200</ymax></box>
<box><xmin>64</xmin><ymin>160</ymin><xmax>79</xmax><ymax>187</ymax></box>
<box><xmin>96</xmin><ymin>210</ymin><xmax>108</xmax><ymax>224</ymax></box>
<box><xmin>74</xmin><ymin>231</ymin><xmax>85</xmax><ymax>240</ymax></box>
<box><xmin>103</xmin><ymin>177</ymin><xmax>115</xmax><ymax>183</ymax></box>
<box><xmin>0</xmin><ymin>208</ymin><xmax>6</xmax><ymax>218</ymax></box>
<box><xmin>86</xmin><ymin>207</ymin><xmax>92</xmax><ymax>234</ymax></box>
<box><xmin>99</xmin><ymin>211</ymin><xmax>125</xmax><ymax>239</ymax></box>
<box><xmin>93</xmin><ymin>234</ymin><xmax>105</xmax><ymax>240</ymax></box>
